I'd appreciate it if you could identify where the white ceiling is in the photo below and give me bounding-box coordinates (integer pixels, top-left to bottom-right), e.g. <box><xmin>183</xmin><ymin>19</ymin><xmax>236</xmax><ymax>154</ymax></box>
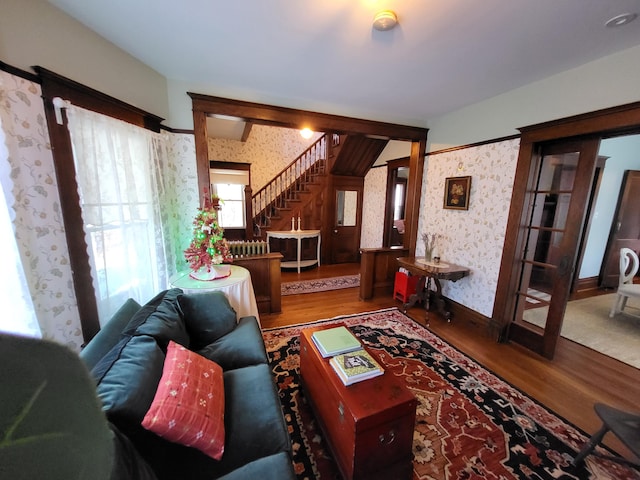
<box><xmin>48</xmin><ymin>0</ymin><xmax>640</xmax><ymax>127</ymax></box>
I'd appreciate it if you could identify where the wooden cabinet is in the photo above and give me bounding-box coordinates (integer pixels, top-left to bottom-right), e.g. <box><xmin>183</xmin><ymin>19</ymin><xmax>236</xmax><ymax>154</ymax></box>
<box><xmin>299</xmin><ymin>326</ymin><xmax>416</xmax><ymax>480</ymax></box>
<box><xmin>232</xmin><ymin>253</ymin><xmax>282</xmax><ymax>313</ymax></box>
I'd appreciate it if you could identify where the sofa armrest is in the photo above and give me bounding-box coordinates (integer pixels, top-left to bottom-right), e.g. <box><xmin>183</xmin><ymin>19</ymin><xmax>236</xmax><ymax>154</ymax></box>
<box><xmin>80</xmin><ymin>298</ymin><xmax>141</xmax><ymax>370</ymax></box>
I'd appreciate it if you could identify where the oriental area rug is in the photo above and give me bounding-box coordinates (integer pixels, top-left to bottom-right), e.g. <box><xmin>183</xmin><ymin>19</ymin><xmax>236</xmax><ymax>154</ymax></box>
<box><xmin>262</xmin><ymin>308</ymin><xmax>639</xmax><ymax>480</ymax></box>
<box><xmin>281</xmin><ymin>274</ymin><xmax>360</xmax><ymax>296</ymax></box>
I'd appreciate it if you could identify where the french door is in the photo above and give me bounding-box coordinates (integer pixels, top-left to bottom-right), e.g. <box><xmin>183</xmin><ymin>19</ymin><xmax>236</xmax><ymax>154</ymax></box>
<box><xmin>507</xmin><ymin>137</ymin><xmax>600</xmax><ymax>358</ymax></box>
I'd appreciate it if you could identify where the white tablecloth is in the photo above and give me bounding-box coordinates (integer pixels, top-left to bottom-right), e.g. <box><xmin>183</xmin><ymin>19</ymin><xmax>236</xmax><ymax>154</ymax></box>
<box><xmin>169</xmin><ymin>265</ymin><xmax>260</xmax><ymax>324</ymax></box>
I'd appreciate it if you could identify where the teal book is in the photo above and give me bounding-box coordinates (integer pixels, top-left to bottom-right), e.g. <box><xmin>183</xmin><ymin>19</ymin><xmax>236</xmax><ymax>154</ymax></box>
<box><xmin>311</xmin><ymin>326</ymin><xmax>361</xmax><ymax>358</ymax></box>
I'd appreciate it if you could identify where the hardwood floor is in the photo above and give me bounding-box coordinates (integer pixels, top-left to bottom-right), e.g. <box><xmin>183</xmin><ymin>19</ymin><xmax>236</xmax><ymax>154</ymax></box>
<box><xmin>262</xmin><ymin>264</ymin><xmax>640</xmax><ymax>459</ymax></box>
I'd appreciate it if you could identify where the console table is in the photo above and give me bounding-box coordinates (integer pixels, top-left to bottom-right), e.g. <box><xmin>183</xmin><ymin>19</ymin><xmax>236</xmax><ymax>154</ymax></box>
<box><xmin>397</xmin><ymin>257</ymin><xmax>470</xmax><ymax>322</ymax></box>
<box><xmin>266</xmin><ymin>229</ymin><xmax>321</xmax><ymax>273</ymax></box>
<box><xmin>169</xmin><ymin>265</ymin><xmax>260</xmax><ymax>323</ymax></box>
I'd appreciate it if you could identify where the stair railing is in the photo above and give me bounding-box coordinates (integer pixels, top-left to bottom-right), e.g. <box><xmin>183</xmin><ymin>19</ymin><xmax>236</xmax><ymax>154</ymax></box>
<box><xmin>252</xmin><ymin>133</ymin><xmax>340</xmax><ymax>228</ymax></box>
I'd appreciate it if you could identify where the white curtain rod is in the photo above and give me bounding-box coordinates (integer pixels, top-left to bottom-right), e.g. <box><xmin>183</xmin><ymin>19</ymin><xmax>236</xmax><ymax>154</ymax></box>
<box><xmin>52</xmin><ymin>97</ymin><xmax>71</xmax><ymax>125</ymax></box>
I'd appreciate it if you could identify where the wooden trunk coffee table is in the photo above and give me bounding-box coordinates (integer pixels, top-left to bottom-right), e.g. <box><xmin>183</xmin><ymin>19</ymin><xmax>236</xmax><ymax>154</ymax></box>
<box><xmin>299</xmin><ymin>324</ymin><xmax>417</xmax><ymax>480</ymax></box>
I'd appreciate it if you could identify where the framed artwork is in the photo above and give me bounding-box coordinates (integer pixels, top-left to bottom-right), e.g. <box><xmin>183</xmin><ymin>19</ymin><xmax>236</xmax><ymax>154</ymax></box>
<box><xmin>443</xmin><ymin>176</ymin><xmax>471</xmax><ymax>210</ymax></box>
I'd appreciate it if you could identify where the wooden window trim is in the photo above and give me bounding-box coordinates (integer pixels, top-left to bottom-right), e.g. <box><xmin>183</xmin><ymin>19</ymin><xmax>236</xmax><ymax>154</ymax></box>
<box><xmin>36</xmin><ymin>67</ymin><xmax>164</xmax><ymax>343</ymax></box>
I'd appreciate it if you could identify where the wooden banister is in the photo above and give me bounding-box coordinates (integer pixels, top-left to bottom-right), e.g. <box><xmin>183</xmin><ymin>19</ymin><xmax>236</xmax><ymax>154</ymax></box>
<box><xmin>252</xmin><ymin>134</ymin><xmax>341</xmax><ymax>231</ymax></box>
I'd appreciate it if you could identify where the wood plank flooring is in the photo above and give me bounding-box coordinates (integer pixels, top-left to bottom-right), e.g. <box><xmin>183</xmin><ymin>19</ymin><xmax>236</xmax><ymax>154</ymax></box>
<box><xmin>262</xmin><ymin>264</ymin><xmax>640</xmax><ymax>459</ymax></box>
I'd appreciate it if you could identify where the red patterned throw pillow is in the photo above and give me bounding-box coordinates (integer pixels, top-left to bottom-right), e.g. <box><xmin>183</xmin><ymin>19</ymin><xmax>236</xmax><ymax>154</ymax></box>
<box><xmin>142</xmin><ymin>341</ymin><xmax>225</xmax><ymax>460</ymax></box>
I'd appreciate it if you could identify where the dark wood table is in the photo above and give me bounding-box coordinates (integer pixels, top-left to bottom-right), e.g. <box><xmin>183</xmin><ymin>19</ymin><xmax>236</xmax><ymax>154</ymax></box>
<box><xmin>397</xmin><ymin>256</ymin><xmax>470</xmax><ymax>322</ymax></box>
<box><xmin>299</xmin><ymin>324</ymin><xmax>417</xmax><ymax>480</ymax></box>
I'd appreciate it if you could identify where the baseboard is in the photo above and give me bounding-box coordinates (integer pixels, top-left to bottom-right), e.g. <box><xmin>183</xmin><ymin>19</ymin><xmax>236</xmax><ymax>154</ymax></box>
<box><xmin>575</xmin><ymin>276</ymin><xmax>599</xmax><ymax>292</ymax></box>
<box><xmin>447</xmin><ymin>299</ymin><xmax>492</xmax><ymax>331</ymax></box>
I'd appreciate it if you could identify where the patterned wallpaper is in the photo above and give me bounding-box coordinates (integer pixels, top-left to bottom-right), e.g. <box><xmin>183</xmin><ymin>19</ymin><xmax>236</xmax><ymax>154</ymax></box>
<box><xmin>0</xmin><ymin>70</ymin><xmax>199</xmax><ymax>351</ymax></box>
<box><xmin>361</xmin><ymin>166</ymin><xmax>387</xmax><ymax>248</ymax></box>
<box><xmin>207</xmin><ymin>125</ymin><xmax>322</xmax><ymax>192</ymax></box>
<box><xmin>0</xmin><ymin>71</ymin><xmax>83</xmax><ymax>350</ymax></box>
<box><xmin>1</xmin><ymin>68</ymin><xmax>520</xmax><ymax>345</ymax></box>
<box><xmin>418</xmin><ymin>139</ymin><xmax>520</xmax><ymax>317</ymax></box>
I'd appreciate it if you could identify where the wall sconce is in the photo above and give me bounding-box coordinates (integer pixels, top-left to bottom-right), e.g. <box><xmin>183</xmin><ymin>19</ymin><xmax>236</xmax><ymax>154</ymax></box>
<box><xmin>300</xmin><ymin>128</ymin><xmax>313</xmax><ymax>139</ymax></box>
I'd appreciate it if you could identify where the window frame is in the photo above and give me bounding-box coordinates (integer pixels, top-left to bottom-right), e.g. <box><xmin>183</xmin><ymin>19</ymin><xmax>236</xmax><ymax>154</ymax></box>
<box><xmin>37</xmin><ymin>66</ymin><xmax>164</xmax><ymax>343</ymax></box>
<box><xmin>209</xmin><ymin>161</ymin><xmax>252</xmax><ymax>239</ymax></box>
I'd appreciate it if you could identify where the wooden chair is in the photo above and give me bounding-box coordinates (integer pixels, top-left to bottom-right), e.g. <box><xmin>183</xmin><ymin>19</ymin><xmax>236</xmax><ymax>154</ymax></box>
<box><xmin>609</xmin><ymin>247</ymin><xmax>640</xmax><ymax>317</ymax></box>
<box><xmin>572</xmin><ymin>403</ymin><xmax>640</xmax><ymax>468</ymax></box>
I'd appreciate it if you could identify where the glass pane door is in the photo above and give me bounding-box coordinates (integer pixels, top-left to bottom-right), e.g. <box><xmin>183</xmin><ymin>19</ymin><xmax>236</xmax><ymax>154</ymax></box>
<box><xmin>515</xmin><ymin>151</ymin><xmax>577</xmax><ymax>330</ymax></box>
<box><xmin>508</xmin><ymin>137</ymin><xmax>599</xmax><ymax>358</ymax></box>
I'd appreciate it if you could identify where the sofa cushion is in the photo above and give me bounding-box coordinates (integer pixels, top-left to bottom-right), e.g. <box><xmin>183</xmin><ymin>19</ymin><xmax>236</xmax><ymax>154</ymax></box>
<box><xmin>219</xmin><ymin>364</ymin><xmax>292</xmax><ymax>471</ymax></box>
<box><xmin>95</xmin><ymin>335</ymin><xmax>165</xmax><ymax>424</ymax></box>
<box><xmin>178</xmin><ymin>291</ymin><xmax>237</xmax><ymax>351</ymax></box>
<box><xmin>124</xmin><ymin>289</ymin><xmax>189</xmax><ymax>349</ymax></box>
<box><xmin>113</xmin><ymin>366</ymin><xmax>291</xmax><ymax>480</ymax></box>
<box><xmin>196</xmin><ymin>317</ymin><xmax>268</xmax><ymax>370</ymax></box>
<box><xmin>142</xmin><ymin>341</ymin><xmax>225</xmax><ymax>461</ymax></box>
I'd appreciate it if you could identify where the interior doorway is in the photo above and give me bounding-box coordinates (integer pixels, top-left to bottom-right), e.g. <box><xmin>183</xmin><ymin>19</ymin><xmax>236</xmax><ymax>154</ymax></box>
<box><xmin>507</xmin><ymin>137</ymin><xmax>601</xmax><ymax>359</ymax></box>
<box><xmin>599</xmin><ymin>170</ymin><xmax>640</xmax><ymax>287</ymax></box>
<box><xmin>383</xmin><ymin>159</ymin><xmax>410</xmax><ymax>248</ymax></box>
<box><xmin>517</xmin><ymin>134</ymin><xmax>640</xmax><ymax>367</ymax></box>
<box><xmin>505</xmin><ymin>127</ymin><xmax>640</xmax><ymax>358</ymax></box>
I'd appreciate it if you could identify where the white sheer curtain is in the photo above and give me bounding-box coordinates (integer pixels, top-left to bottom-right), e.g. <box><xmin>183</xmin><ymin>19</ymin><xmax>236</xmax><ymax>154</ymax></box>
<box><xmin>0</xmin><ymin>106</ymin><xmax>41</xmax><ymax>337</ymax></box>
<box><xmin>66</xmin><ymin>106</ymin><xmax>172</xmax><ymax>325</ymax></box>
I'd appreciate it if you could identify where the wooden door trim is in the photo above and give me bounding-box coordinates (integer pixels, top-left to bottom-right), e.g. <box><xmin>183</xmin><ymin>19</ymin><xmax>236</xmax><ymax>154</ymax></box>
<box><xmin>493</xmin><ymin>101</ymin><xmax>640</xmax><ymax>346</ymax></box>
<box><xmin>599</xmin><ymin>170</ymin><xmax>640</xmax><ymax>286</ymax></box>
<box><xmin>36</xmin><ymin>66</ymin><xmax>164</xmax><ymax>343</ymax></box>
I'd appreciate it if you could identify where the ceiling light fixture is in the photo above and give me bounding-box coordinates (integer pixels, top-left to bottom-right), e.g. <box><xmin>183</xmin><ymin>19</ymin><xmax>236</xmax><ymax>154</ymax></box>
<box><xmin>605</xmin><ymin>13</ymin><xmax>638</xmax><ymax>28</ymax></box>
<box><xmin>300</xmin><ymin>128</ymin><xmax>313</xmax><ymax>139</ymax></box>
<box><xmin>373</xmin><ymin>10</ymin><xmax>398</xmax><ymax>31</ymax></box>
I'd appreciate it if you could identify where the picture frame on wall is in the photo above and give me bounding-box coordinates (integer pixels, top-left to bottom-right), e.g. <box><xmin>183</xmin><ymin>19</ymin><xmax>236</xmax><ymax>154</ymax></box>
<box><xmin>443</xmin><ymin>176</ymin><xmax>471</xmax><ymax>210</ymax></box>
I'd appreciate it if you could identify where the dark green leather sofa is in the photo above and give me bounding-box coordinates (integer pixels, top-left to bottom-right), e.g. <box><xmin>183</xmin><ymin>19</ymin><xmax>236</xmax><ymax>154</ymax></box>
<box><xmin>81</xmin><ymin>288</ymin><xmax>295</xmax><ymax>480</ymax></box>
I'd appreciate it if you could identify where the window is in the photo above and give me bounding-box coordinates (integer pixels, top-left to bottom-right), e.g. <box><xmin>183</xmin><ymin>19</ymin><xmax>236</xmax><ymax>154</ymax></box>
<box><xmin>210</xmin><ymin>165</ymin><xmax>250</xmax><ymax>229</ymax></box>
<box><xmin>212</xmin><ymin>183</ymin><xmax>245</xmax><ymax>228</ymax></box>
<box><xmin>66</xmin><ymin>106</ymin><xmax>171</xmax><ymax>325</ymax></box>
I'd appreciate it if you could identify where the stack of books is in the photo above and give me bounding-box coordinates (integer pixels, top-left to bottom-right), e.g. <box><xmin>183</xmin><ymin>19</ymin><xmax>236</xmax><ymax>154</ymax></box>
<box><xmin>311</xmin><ymin>326</ymin><xmax>384</xmax><ymax>386</ymax></box>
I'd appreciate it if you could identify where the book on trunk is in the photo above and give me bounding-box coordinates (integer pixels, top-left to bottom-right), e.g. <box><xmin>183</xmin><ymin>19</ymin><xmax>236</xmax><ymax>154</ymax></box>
<box><xmin>311</xmin><ymin>326</ymin><xmax>361</xmax><ymax>358</ymax></box>
<box><xmin>329</xmin><ymin>349</ymin><xmax>384</xmax><ymax>386</ymax></box>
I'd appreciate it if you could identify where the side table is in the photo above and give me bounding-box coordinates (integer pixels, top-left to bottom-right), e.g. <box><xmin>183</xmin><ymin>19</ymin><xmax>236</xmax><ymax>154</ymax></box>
<box><xmin>169</xmin><ymin>265</ymin><xmax>260</xmax><ymax>324</ymax></box>
<box><xmin>266</xmin><ymin>229</ymin><xmax>321</xmax><ymax>273</ymax></box>
<box><xmin>396</xmin><ymin>256</ymin><xmax>470</xmax><ymax>322</ymax></box>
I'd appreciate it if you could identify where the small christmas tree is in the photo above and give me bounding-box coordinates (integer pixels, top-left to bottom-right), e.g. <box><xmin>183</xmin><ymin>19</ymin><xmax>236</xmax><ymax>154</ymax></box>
<box><xmin>184</xmin><ymin>191</ymin><xmax>233</xmax><ymax>273</ymax></box>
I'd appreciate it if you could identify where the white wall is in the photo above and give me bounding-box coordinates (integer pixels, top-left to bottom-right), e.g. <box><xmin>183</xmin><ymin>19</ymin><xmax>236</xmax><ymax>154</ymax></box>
<box><xmin>4</xmin><ymin>1</ymin><xmax>640</xmax><ymax>139</ymax></box>
<box><xmin>426</xmin><ymin>45</ymin><xmax>640</xmax><ymax>152</ymax></box>
<box><xmin>1</xmin><ymin>0</ymin><xmax>169</xmax><ymax>121</ymax></box>
<box><xmin>579</xmin><ymin>134</ymin><xmax>640</xmax><ymax>278</ymax></box>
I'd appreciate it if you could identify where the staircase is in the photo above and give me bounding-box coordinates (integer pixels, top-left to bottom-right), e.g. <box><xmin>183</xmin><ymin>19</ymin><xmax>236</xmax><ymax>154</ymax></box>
<box><xmin>252</xmin><ymin>133</ymin><xmax>340</xmax><ymax>234</ymax></box>
<box><xmin>251</xmin><ymin>133</ymin><xmax>389</xmax><ymax>239</ymax></box>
